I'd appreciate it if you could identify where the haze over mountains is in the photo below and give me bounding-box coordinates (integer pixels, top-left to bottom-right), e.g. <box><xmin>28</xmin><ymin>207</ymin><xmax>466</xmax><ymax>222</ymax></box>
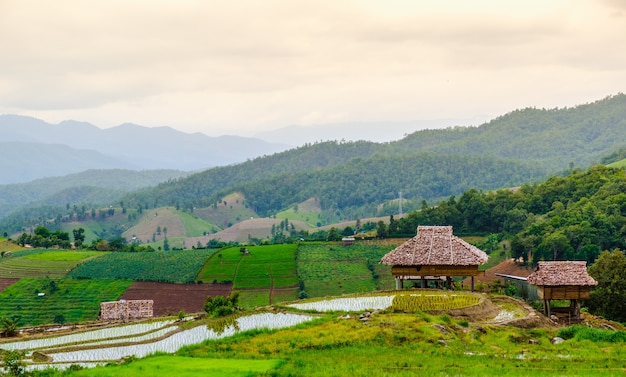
<box><xmin>0</xmin><ymin>115</ymin><xmax>291</xmax><ymax>184</ymax></box>
<box><xmin>0</xmin><ymin>94</ymin><xmax>625</xmax><ymax>235</ymax></box>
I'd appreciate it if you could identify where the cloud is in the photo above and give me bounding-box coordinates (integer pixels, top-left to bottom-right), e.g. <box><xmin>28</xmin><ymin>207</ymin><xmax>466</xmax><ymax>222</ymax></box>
<box><xmin>0</xmin><ymin>0</ymin><xmax>624</xmax><ymax>134</ymax></box>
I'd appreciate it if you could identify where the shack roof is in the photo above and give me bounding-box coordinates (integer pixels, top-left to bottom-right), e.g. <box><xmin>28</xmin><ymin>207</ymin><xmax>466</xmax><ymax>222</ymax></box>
<box><xmin>527</xmin><ymin>261</ymin><xmax>598</xmax><ymax>286</ymax></box>
<box><xmin>380</xmin><ymin>226</ymin><xmax>488</xmax><ymax>266</ymax></box>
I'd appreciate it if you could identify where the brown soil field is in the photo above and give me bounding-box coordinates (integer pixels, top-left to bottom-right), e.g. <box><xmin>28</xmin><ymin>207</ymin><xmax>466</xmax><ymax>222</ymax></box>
<box><xmin>0</xmin><ymin>278</ymin><xmax>20</xmax><ymax>292</ymax></box>
<box><xmin>119</xmin><ymin>281</ymin><xmax>233</xmax><ymax>316</ymax></box>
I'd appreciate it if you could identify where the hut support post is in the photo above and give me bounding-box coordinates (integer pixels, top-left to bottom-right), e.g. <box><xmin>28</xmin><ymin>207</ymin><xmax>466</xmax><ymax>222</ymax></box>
<box><xmin>446</xmin><ymin>276</ymin><xmax>452</xmax><ymax>290</ymax></box>
<box><xmin>471</xmin><ymin>276</ymin><xmax>475</xmax><ymax>292</ymax></box>
<box><xmin>421</xmin><ymin>277</ymin><xmax>426</xmax><ymax>288</ymax></box>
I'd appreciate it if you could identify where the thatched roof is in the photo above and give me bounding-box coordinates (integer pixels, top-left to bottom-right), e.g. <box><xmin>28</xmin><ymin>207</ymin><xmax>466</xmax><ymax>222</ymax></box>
<box><xmin>380</xmin><ymin>226</ymin><xmax>488</xmax><ymax>266</ymax></box>
<box><xmin>527</xmin><ymin>261</ymin><xmax>598</xmax><ymax>286</ymax></box>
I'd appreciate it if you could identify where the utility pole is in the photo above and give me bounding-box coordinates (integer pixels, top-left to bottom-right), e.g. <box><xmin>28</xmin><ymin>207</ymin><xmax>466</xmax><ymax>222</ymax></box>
<box><xmin>398</xmin><ymin>191</ymin><xmax>403</xmax><ymax>216</ymax></box>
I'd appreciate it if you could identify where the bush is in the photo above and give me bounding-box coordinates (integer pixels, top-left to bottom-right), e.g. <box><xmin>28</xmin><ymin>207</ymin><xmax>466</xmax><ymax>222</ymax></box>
<box><xmin>557</xmin><ymin>325</ymin><xmax>626</xmax><ymax>343</ymax></box>
<box><xmin>204</xmin><ymin>292</ymin><xmax>240</xmax><ymax>318</ymax></box>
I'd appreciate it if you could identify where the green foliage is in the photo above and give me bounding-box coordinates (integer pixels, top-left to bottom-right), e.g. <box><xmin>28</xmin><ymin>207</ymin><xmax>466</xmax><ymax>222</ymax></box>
<box><xmin>557</xmin><ymin>325</ymin><xmax>626</xmax><ymax>343</ymax></box>
<box><xmin>204</xmin><ymin>292</ymin><xmax>240</xmax><ymax>318</ymax></box>
<box><xmin>587</xmin><ymin>249</ymin><xmax>626</xmax><ymax>322</ymax></box>
<box><xmin>67</xmin><ymin>249</ymin><xmax>215</xmax><ymax>283</ymax></box>
<box><xmin>0</xmin><ymin>317</ymin><xmax>18</xmax><ymax>337</ymax></box>
<box><xmin>2</xmin><ymin>349</ymin><xmax>26</xmax><ymax>377</ymax></box>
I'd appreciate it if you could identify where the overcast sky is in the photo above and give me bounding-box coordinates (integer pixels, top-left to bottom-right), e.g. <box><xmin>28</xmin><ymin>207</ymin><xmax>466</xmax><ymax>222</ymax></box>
<box><xmin>1</xmin><ymin>0</ymin><xmax>625</xmax><ymax>140</ymax></box>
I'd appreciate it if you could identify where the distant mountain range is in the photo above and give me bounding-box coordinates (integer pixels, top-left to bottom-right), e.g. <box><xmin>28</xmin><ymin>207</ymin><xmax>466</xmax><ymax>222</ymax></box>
<box><xmin>1</xmin><ymin>94</ymin><xmax>625</xmax><ymax>237</ymax></box>
<box><xmin>0</xmin><ymin>115</ymin><xmax>291</xmax><ymax>184</ymax></box>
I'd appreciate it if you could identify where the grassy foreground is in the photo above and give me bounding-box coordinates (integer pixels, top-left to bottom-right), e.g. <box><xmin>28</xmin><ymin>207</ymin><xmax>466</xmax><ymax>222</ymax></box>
<box><xmin>68</xmin><ymin>356</ymin><xmax>281</xmax><ymax>377</ymax></box>
<box><xmin>173</xmin><ymin>312</ymin><xmax>626</xmax><ymax>377</ymax></box>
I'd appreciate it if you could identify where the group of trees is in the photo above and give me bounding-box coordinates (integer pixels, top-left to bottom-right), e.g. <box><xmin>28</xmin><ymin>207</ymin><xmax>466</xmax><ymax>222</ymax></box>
<box><xmin>15</xmin><ymin>226</ymin><xmax>72</xmax><ymax>249</ymax></box>
<box><xmin>378</xmin><ymin>166</ymin><xmax>626</xmax><ymax>266</ymax></box>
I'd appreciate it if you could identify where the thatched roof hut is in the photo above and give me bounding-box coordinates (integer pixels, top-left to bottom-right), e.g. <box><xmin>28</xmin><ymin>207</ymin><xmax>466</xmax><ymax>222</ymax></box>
<box><xmin>527</xmin><ymin>261</ymin><xmax>598</xmax><ymax>287</ymax></box>
<box><xmin>381</xmin><ymin>226</ymin><xmax>488</xmax><ymax>290</ymax></box>
<box><xmin>527</xmin><ymin>261</ymin><xmax>597</xmax><ymax>320</ymax></box>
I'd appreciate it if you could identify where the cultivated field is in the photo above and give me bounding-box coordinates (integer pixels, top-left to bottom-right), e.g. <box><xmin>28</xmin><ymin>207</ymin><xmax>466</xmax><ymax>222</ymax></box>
<box><xmin>0</xmin><ymin>250</ymin><xmax>104</xmax><ymax>279</ymax></box>
<box><xmin>198</xmin><ymin>244</ymin><xmax>299</xmax><ymax>308</ymax></box>
<box><xmin>0</xmin><ymin>278</ymin><xmax>132</xmax><ymax>326</ymax></box>
<box><xmin>67</xmin><ymin>249</ymin><xmax>215</xmax><ymax>283</ymax></box>
<box><xmin>119</xmin><ymin>281</ymin><xmax>232</xmax><ymax>316</ymax></box>
<box><xmin>296</xmin><ymin>242</ymin><xmax>398</xmax><ymax>298</ymax></box>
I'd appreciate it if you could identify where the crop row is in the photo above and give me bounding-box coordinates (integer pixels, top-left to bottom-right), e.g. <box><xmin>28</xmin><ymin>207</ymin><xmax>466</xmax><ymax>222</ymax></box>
<box><xmin>0</xmin><ymin>278</ymin><xmax>132</xmax><ymax>326</ymax></box>
<box><xmin>67</xmin><ymin>250</ymin><xmax>215</xmax><ymax>283</ymax></box>
<box><xmin>392</xmin><ymin>292</ymin><xmax>480</xmax><ymax>312</ymax></box>
<box><xmin>44</xmin><ymin>313</ymin><xmax>315</xmax><ymax>364</ymax></box>
<box><xmin>1</xmin><ymin>320</ymin><xmax>177</xmax><ymax>351</ymax></box>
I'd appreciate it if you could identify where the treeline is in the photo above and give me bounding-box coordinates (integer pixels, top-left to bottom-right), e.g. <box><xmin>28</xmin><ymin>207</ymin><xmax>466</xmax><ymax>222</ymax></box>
<box><xmin>14</xmin><ymin>225</ymin><xmax>155</xmax><ymax>252</ymax></box>
<box><xmin>147</xmin><ymin>153</ymin><xmax>544</xmax><ymax>221</ymax></box>
<box><xmin>381</xmin><ymin>165</ymin><xmax>626</xmax><ymax>265</ymax></box>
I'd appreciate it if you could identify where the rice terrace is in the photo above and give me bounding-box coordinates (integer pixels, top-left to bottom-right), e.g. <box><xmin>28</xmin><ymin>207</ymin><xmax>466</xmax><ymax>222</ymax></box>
<box><xmin>0</xmin><ymin>235</ymin><xmax>624</xmax><ymax>377</ymax></box>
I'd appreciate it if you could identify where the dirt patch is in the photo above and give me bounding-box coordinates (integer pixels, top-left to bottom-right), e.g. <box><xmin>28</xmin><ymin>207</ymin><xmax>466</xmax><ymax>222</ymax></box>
<box><xmin>0</xmin><ymin>278</ymin><xmax>20</xmax><ymax>292</ymax></box>
<box><xmin>119</xmin><ymin>281</ymin><xmax>232</xmax><ymax>316</ymax></box>
<box><xmin>438</xmin><ymin>294</ymin><xmax>500</xmax><ymax>322</ymax></box>
<box><xmin>489</xmin><ymin>295</ymin><xmax>557</xmax><ymax>329</ymax></box>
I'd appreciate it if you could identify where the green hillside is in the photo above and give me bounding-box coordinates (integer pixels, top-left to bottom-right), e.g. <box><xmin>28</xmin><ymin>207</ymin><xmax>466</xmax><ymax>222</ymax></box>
<box><xmin>0</xmin><ymin>169</ymin><xmax>187</xmax><ymax>219</ymax></box>
<box><xmin>0</xmin><ymin>278</ymin><xmax>131</xmax><ymax>326</ymax></box>
<box><xmin>0</xmin><ymin>249</ymin><xmax>104</xmax><ymax>278</ymax></box>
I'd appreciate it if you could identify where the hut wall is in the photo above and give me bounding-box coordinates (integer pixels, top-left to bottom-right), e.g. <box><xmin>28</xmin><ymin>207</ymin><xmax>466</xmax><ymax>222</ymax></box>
<box><xmin>537</xmin><ymin>285</ymin><xmax>591</xmax><ymax>300</ymax></box>
<box><xmin>392</xmin><ymin>265</ymin><xmax>482</xmax><ymax>277</ymax></box>
<box><xmin>100</xmin><ymin>300</ymin><xmax>154</xmax><ymax>321</ymax></box>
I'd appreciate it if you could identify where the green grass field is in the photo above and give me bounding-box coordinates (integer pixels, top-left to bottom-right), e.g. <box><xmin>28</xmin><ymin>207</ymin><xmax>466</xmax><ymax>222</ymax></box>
<box><xmin>0</xmin><ymin>278</ymin><xmax>132</xmax><ymax>326</ymax></box>
<box><xmin>296</xmin><ymin>242</ymin><xmax>395</xmax><ymax>298</ymax></box>
<box><xmin>198</xmin><ymin>245</ymin><xmax>299</xmax><ymax>307</ymax></box>
<box><xmin>0</xmin><ymin>250</ymin><xmax>105</xmax><ymax>279</ymax></box>
<box><xmin>67</xmin><ymin>249</ymin><xmax>215</xmax><ymax>283</ymax></box>
<box><xmin>199</xmin><ymin>245</ymin><xmax>298</xmax><ymax>288</ymax></box>
<box><xmin>66</xmin><ymin>355</ymin><xmax>282</xmax><ymax>377</ymax></box>
<box><xmin>171</xmin><ymin>312</ymin><xmax>626</xmax><ymax>377</ymax></box>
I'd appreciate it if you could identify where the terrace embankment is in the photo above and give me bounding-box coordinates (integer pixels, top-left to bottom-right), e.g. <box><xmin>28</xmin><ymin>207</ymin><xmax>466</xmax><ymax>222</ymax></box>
<box><xmin>433</xmin><ymin>293</ymin><xmax>556</xmax><ymax>329</ymax></box>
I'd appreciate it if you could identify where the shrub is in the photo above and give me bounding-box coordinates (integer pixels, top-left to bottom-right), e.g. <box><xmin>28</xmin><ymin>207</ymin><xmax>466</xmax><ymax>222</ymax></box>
<box><xmin>204</xmin><ymin>292</ymin><xmax>240</xmax><ymax>318</ymax></box>
<box><xmin>1</xmin><ymin>318</ymin><xmax>18</xmax><ymax>338</ymax></box>
<box><xmin>557</xmin><ymin>325</ymin><xmax>626</xmax><ymax>343</ymax></box>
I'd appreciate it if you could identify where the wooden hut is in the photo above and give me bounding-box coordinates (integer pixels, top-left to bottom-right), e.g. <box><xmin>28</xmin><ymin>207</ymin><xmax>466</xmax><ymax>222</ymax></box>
<box><xmin>381</xmin><ymin>226</ymin><xmax>488</xmax><ymax>291</ymax></box>
<box><xmin>527</xmin><ymin>261</ymin><xmax>597</xmax><ymax>321</ymax></box>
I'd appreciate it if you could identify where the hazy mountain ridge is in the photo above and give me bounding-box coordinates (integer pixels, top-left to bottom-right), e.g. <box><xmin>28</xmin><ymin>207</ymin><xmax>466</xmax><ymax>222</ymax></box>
<box><xmin>1</xmin><ymin>94</ymin><xmax>625</xmax><ymax>236</ymax></box>
<box><xmin>394</xmin><ymin>94</ymin><xmax>626</xmax><ymax>171</ymax></box>
<box><xmin>0</xmin><ymin>169</ymin><xmax>188</xmax><ymax>219</ymax></box>
<box><xmin>0</xmin><ymin>115</ymin><xmax>292</xmax><ymax>184</ymax></box>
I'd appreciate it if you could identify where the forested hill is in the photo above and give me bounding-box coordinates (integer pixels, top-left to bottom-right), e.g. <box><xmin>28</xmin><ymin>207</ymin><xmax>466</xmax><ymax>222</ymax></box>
<box><xmin>395</xmin><ymin>94</ymin><xmax>626</xmax><ymax>171</ymax></box>
<box><xmin>2</xmin><ymin>94</ymin><xmax>625</xmax><ymax>233</ymax></box>
<box><xmin>124</xmin><ymin>152</ymin><xmax>544</xmax><ymax>219</ymax></box>
<box><xmin>118</xmin><ymin>94</ymin><xmax>626</xmax><ymax>219</ymax></box>
<box><xmin>0</xmin><ymin>169</ymin><xmax>187</xmax><ymax>219</ymax></box>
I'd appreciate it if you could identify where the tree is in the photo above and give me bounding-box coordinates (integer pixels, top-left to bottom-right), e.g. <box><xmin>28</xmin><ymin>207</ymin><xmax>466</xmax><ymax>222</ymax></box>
<box><xmin>587</xmin><ymin>249</ymin><xmax>626</xmax><ymax>322</ymax></box>
<box><xmin>204</xmin><ymin>292</ymin><xmax>240</xmax><ymax>318</ymax></box>
<box><xmin>376</xmin><ymin>221</ymin><xmax>388</xmax><ymax>238</ymax></box>
<box><xmin>0</xmin><ymin>318</ymin><xmax>17</xmax><ymax>338</ymax></box>
<box><xmin>2</xmin><ymin>349</ymin><xmax>25</xmax><ymax>376</ymax></box>
<box><xmin>327</xmin><ymin>227</ymin><xmax>340</xmax><ymax>242</ymax></box>
<box><xmin>72</xmin><ymin>228</ymin><xmax>85</xmax><ymax>248</ymax></box>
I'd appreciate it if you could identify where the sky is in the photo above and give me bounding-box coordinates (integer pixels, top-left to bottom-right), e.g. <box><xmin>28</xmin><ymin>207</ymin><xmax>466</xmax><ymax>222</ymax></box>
<box><xmin>1</xmin><ymin>0</ymin><xmax>625</xmax><ymax>141</ymax></box>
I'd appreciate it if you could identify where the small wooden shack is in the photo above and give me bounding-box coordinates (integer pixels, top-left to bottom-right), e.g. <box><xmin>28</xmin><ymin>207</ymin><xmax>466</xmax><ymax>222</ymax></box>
<box><xmin>381</xmin><ymin>226</ymin><xmax>488</xmax><ymax>291</ymax></box>
<box><xmin>99</xmin><ymin>299</ymin><xmax>154</xmax><ymax>321</ymax></box>
<box><xmin>527</xmin><ymin>261</ymin><xmax>597</xmax><ymax>321</ymax></box>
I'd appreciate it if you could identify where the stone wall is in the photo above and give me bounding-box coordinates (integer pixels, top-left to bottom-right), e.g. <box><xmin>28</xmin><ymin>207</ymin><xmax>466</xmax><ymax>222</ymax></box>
<box><xmin>99</xmin><ymin>299</ymin><xmax>153</xmax><ymax>321</ymax></box>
